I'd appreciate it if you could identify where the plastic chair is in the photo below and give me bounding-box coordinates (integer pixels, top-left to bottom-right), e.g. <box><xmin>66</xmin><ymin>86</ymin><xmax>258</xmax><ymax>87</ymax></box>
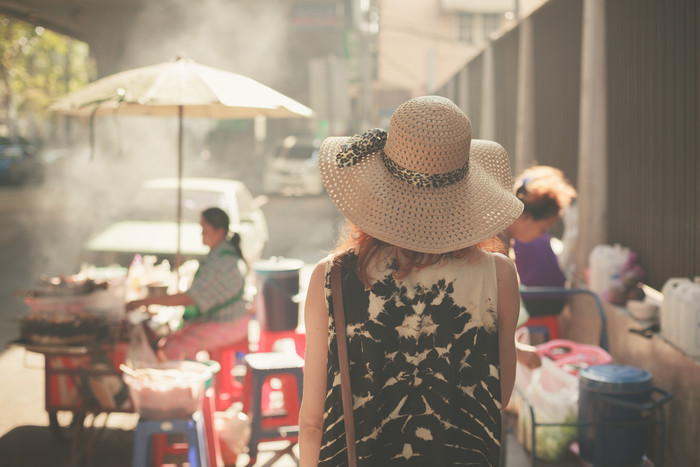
<box><xmin>243</xmin><ymin>352</ymin><xmax>304</xmax><ymax>466</ymax></box>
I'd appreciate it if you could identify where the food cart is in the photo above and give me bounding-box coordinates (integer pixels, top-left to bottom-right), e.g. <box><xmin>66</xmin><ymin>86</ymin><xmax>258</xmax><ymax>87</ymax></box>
<box><xmin>8</xmin><ymin>273</ymin><xmax>136</xmax><ymax>461</ymax></box>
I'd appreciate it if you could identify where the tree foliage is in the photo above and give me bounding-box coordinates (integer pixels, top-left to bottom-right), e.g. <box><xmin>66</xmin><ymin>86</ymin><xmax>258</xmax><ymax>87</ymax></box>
<box><xmin>0</xmin><ymin>15</ymin><xmax>94</xmax><ymax>144</ymax></box>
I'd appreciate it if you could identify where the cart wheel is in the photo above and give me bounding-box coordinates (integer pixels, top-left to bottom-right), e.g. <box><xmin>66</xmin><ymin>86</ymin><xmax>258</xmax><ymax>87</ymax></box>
<box><xmin>48</xmin><ymin>411</ymin><xmax>85</xmax><ymax>443</ymax></box>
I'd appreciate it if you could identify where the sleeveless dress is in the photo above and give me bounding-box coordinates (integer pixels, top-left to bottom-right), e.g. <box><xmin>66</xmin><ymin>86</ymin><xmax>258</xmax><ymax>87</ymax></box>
<box><xmin>319</xmin><ymin>249</ymin><xmax>503</xmax><ymax>466</ymax></box>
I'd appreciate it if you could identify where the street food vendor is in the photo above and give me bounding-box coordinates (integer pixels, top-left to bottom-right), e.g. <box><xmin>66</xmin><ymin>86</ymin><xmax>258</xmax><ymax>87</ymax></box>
<box><xmin>126</xmin><ymin>207</ymin><xmax>250</xmax><ymax>360</ymax></box>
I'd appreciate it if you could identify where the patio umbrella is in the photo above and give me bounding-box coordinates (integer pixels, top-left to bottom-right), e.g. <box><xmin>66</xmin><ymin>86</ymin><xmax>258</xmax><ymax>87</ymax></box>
<box><xmin>49</xmin><ymin>55</ymin><xmax>315</xmax><ymax>266</ymax></box>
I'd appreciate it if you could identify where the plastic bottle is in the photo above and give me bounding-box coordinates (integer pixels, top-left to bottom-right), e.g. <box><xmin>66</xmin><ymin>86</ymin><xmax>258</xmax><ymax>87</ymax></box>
<box><xmin>588</xmin><ymin>244</ymin><xmax>630</xmax><ymax>298</ymax></box>
<box><xmin>669</xmin><ymin>281</ymin><xmax>696</xmax><ymax>346</ymax></box>
<box><xmin>659</xmin><ymin>277</ymin><xmax>692</xmax><ymax>343</ymax></box>
<box><xmin>128</xmin><ymin>254</ymin><xmax>144</xmax><ymax>299</ymax></box>
<box><xmin>678</xmin><ymin>281</ymin><xmax>700</xmax><ymax>357</ymax></box>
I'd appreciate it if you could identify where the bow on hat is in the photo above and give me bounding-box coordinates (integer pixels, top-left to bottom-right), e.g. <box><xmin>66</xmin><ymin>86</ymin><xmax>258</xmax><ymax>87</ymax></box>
<box><xmin>337</xmin><ymin>128</ymin><xmax>387</xmax><ymax>168</ymax></box>
<box><xmin>335</xmin><ymin>128</ymin><xmax>468</xmax><ymax>188</ymax></box>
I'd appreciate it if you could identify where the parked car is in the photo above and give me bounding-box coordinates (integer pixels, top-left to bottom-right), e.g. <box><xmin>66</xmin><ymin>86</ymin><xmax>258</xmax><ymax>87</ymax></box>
<box><xmin>0</xmin><ymin>143</ymin><xmax>44</xmax><ymax>185</ymax></box>
<box><xmin>82</xmin><ymin>177</ymin><xmax>269</xmax><ymax>267</ymax></box>
<box><xmin>263</xmin><ymin>136</ymin><xmax>324</xmax><ymax>195</ymax></box>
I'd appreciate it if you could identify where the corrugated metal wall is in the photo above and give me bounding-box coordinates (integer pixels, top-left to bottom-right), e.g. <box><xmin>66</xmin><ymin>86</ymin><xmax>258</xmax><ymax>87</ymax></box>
<box><xmin>606</xmin><ymin>0</ymin><xmax>700</xmax><ymax>289</ymax></box>
<box><xmin>439</xmin><ymin>0</ymin><xmax>699</xmax><ymax>290</ymax></box>
<box><xmin>531</xmin><ymin>0</ymin><xmax>581</xmax><ymax>185</ymax></box>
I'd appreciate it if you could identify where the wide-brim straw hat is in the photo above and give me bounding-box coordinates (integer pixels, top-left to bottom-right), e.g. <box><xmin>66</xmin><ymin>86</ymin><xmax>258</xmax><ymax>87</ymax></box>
<box><xmin>319</xmin><ymin>95</ymin><xmax>523</xmax><ymax>254</ymax></box>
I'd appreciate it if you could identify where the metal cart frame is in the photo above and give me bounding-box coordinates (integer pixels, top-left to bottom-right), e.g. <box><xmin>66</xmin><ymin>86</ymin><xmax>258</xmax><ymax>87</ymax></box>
<box><xmin>8</xmin><ymin>335</ymin><xmax>134</xmax><ymax>465</ymax></box>
<box><xmin>516</xmin><ymin>287</ymin><xmax>672</xmax><ymax>467</ymax></box>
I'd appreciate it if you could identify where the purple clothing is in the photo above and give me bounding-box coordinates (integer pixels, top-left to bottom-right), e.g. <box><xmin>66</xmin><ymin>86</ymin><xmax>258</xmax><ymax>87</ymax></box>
<box><xmin>513</xmin><ymin>233</ymin><xmax>566</xmax><ymax>287</ymax></box>
<box><xmin>514</xmin><ymin>232</ymin><xmax>566</xmax><ymax>316</ymax></box>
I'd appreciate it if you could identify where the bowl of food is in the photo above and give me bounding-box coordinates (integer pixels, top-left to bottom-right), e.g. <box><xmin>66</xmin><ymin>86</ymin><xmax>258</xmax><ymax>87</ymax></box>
<box><xmin>626</xmin><ymin>299</ymin><xmax>659</xmax><ymax>322</ymax></box>
<box><xmin>122</xmin><ymin>361</ymin><xmax>213</xmax><ymax>420</ymax></box>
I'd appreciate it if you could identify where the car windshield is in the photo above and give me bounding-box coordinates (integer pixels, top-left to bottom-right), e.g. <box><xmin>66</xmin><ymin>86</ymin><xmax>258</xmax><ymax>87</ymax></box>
<box><xmin>128</xmin><ymin>188</ymin><xmax>228</xmax><ymax>223</ymax></box>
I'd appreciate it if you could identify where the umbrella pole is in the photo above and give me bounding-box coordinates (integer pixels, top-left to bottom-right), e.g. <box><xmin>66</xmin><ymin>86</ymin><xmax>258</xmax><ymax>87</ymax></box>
<box><xmin>176</xmin><ymin>105</ymin><xmax>184</xmax><ymax>274</ymax></box>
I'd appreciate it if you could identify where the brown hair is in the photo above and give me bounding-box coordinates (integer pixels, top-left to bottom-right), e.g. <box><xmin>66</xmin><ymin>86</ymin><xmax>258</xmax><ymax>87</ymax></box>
<box><xmin>201</xmin><ymin>207</ymin><xmax>246</xmax><ymax>264</ymax></box>
<box><xmin>513</xmin><ymin>165</ymin><xmax>577</xmax><ymax>221</ymax></box>
<box><xmin>333</xmin><ymin>222</ymin><xmax>503</xmax><ymax>286</ymax></box>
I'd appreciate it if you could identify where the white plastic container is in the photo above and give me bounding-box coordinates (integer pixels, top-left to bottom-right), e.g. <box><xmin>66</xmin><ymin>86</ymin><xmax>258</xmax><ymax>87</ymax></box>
<box><xmin>588</xmin><ymin>244</ymin><xmax>630</xmax><ymax>297</ymax></box>
<box><xmin>659</xmin><ymin>277</ymin><xmax>692</xmax><ymax>343</ymax></box>
<box><xmin>668</xmin><ymin>282</ymin><xmax>696</xmax><ymax>346</ymax></box>
<box><xmin>677</xmin><ymin>282</ymin><xmax>700</xmax><ymax>358</ymax></box>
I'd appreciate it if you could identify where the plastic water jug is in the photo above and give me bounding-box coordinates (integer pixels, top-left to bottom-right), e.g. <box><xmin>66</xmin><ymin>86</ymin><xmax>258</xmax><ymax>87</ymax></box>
<box><xmin>659</xmin><ymin>277</ymin><xmax>692</xmax><ymax>343</ymax></box>
<box><xmin>678</xmin><ymin>281</ymin><xmax>700</xmax><ymax>357</ymax></box>
<box><xmin>588</xmin><ymin>244</ymin><xmax>630</xmax><ymax>297</ymax></box>
<box><xmin>668</xmin><ymin>282</ymin><xmax>696</xmax><ymax>347</ymax></box>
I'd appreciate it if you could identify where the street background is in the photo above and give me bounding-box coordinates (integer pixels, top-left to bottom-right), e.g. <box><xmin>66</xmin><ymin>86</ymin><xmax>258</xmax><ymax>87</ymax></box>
<box><xmin>0</xmin><ymin>179</ymin><xmax>342</xmax><ymax>466</ymax></box>
<box><xmin>0</xmin><ymin>181</ymin><xmax>558</xmax><ymax>466</ymax></box>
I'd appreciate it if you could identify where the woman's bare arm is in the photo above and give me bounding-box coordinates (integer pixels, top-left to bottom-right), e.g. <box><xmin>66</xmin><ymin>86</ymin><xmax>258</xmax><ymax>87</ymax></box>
<box><xmin>299</xmin><ymin>260</ymin><xmax>330</xmax><ymax>466</ymax></box>
<box><xmin>494</xmin><ymin>253</ymin><xmax>520</xmax><ymax>408</ymax></box>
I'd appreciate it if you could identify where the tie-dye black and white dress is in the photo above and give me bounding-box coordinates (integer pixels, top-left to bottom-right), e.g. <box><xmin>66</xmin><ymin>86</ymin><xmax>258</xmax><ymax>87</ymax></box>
<box><xmin>319</xmin><ymin>250</ymin><xmax>502</xmax><ymax>466</ymax></box>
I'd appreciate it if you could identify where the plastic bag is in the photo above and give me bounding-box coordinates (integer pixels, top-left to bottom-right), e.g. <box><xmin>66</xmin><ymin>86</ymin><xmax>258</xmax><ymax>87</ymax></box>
<box><xmin>126</xmin><ymin>321</ymin><xmax>158</xmax><ymax>369</ymax></box>
<box><xmin>518</xmin><ymin>357</ymin><xmax>578</xmax><ymax>461</ymax></box>
<box><xmin>215</xmin><ymin>404</ymin><xmax>251</xmax><ymax>465</ymax></box>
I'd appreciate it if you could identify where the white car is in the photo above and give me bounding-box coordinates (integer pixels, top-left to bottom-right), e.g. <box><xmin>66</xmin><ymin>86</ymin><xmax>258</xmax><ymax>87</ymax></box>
<box><xmin>263</xmin><ymin>136</ymin><xmax>324</xmax><ymax>196</ymax></box>
<box><xmin>83</xmin><ymin>177</ymin><xmax>269</xmax><ymax>266</ymax></box>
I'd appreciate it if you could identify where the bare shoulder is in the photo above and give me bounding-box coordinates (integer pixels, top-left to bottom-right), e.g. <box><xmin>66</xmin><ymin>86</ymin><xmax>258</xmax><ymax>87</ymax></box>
<box><xmin>309</xmin><ymin>255</ymin><xmax>331</xmax><ymax>285</ymax></box>
<box><xmin>492</xmin><ymin>252</ymin><xmax>518</xmax><ymax>279</ymax></box>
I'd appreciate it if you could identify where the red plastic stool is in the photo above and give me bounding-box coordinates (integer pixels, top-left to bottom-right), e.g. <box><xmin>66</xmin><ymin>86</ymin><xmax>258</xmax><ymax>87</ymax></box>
<box><xmin>524</xmin><ymin>314</ymin><xmax>560</xmax><ymax>342</ymax></box>
<box><xmin>209</xmin><ymin>339</ymin><xmax>250</xmax><ymax>411</ymax></box>
<box><xmin>150</xmin><ymin>365</ymin><xmax>223</xmax><ymax>467</ymax></box>
<box><xmin>257</xmin><ymin>328</ymin><xmax>306</xmax><ymax>359</ymax></box>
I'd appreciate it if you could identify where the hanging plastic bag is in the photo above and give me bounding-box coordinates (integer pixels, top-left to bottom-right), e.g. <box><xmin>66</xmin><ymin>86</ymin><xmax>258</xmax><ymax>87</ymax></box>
<box><xmin>126</xmin><ymin>321</ymin><xmax>158</xmax><ymax>369</ymax></box>
<box><xmin>518</xmin><ymin>357</ymin><xmax>579</xmax><ymax>461</ymax></box>
<box><xmin>215</xmin><ymin>404</ymin><xmax>251</xmax><ymax>465</ymax></box>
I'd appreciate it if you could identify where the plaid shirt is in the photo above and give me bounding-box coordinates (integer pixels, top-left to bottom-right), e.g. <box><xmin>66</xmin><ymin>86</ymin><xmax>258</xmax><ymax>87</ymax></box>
<box><xmin>186</xmin><ymin>241</ymin><xmax>247</xmax><ymax>323</ymax></box>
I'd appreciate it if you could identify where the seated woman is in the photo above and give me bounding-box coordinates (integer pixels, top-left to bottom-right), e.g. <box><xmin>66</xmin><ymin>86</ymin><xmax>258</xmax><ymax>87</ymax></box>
<box><xmin>502</xmin><ymin>166</ymin><xmax>577</xmax><ymax>368</ymax></box>
<box><xmin>126</xmin><ymin>207</ymin><xmax>251</xmax><ymax>360</ymax></box>
<box><xmin>505</xmin><ymin>165</ymin><xmax>577</xmax><ymax>314</ymax></box>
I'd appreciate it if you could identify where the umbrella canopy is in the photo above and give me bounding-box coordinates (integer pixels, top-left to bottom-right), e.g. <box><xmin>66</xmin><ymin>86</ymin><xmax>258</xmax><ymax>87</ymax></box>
<box><xmin>49</xmin><ymin>56</ymin><xmax>315</xmax><ymax>119</ymax></box>
<box><xmin>50</xmin><ymin>56</ymin><xmax>315</xmax><ymax>267</ymax></box>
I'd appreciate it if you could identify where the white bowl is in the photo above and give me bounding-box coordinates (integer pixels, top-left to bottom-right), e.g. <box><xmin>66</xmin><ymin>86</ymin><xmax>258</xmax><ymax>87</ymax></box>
<box><xmin>626</xmin><ymin>300</ymin><xmax>659</xmax><ymax>321</ymax></box>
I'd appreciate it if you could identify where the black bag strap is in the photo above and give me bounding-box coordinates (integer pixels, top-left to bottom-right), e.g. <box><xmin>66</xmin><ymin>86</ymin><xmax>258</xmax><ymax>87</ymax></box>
<box><xmin>330</xmin><ymin>260</ymin><xmax>358</xmax><ymax>467</ymax></box>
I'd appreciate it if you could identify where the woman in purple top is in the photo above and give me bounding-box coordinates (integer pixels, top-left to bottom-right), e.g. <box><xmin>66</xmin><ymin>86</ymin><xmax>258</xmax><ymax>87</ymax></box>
<box><xmin>502</xmin><ymin>166</ymin><xmax>576</xmax><ymax>369</ymax></box>
<box><xmin>513</xmin><ymin>232</ymin><xmax>567</xmax><ymax>316</ymax></box>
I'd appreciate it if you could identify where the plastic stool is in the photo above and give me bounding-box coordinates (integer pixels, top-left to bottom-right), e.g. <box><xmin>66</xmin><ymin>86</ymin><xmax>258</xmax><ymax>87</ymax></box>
<box><xmin>132</xmin><ymin>411</ymin><xmax>207</xmax><ymax>467</ymax></box>
<box><xmin>243</xmin><ymin>352</ymin><xmax>304</xmax><ymax>465</ymax></box>
<box><xmin>257</xmin><ymin>328</ymin><xmax>306</xmax><ymax>359</ymax></box>
<box><xmin>524</xmin><ymin>314</ymin><xmax>560</xmax><ymax>342</ymax></box>
<box><xmin>150</xmin><ymin>375</ymin><xmax>222</xmax><ymax>466</ymax></box>
<box><xmin>210</xmin><ymin>339</ymin><xmax>249</xmax><ymax>411</ymax></box>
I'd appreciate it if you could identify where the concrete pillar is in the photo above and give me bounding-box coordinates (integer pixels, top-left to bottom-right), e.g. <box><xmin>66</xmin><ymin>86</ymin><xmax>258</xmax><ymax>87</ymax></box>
<box><xmin>457</xmin><ymin>67</ymin><xmax>470</xmax><ymax>114</ymax></box>
<box><xmin>575</xmin><ymin>0</ymin><xmax>608</xmax><ymax>282</ymax></box>
<box><xmin>480</xmin><ymin>45</ymin><xmax>496</xmax><ymax>140</ymax></box>
<box><xmin>514</xmin><ymin>17</ymin><xmax>536</xmax><ymax>175</ymax></box>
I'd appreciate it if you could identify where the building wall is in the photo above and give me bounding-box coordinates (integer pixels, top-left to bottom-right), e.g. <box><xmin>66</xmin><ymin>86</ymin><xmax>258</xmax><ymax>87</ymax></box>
<box><xmin>438</xmin><ymin>0</ymin><xmax>699</xmax><ymax>291</ymax></box>
<box><xmin>606</xmin><ymin>0</ymin><xmax>700</xmax><ymax>290</ymax></box>
<box><xmin>376</xmin><ymin>0</ymin><xmax>484</xmax><ymax>96</ymax></box>
<box><xmin>437</xmin><ymin>0</ymin><xmax>699</xmax><ymax>463</ymax></box>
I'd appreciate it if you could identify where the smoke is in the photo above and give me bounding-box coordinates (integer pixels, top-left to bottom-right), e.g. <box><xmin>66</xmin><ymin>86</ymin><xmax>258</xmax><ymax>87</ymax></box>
<box><xmin>15</xmin><ymin>0</ymin><xmax>296</xmax><ymax>283</ymax></box>
<box><xmin>121</xmin><ymin>0</ymin><xmax>290</xmax><ymax>86</ymax></box>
